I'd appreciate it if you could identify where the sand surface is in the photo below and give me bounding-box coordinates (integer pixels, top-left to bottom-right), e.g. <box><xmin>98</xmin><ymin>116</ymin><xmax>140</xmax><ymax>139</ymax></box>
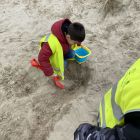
<box><xmin>0</xmin><ymin>0</ymin><xmax>140</xmax><ymax>140</ymax></box>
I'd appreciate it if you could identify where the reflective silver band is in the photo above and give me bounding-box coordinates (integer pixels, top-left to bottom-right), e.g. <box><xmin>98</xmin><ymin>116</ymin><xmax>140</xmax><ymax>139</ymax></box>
<box><xmin>111</xmin><ymin>82</ymin><xmax>123</xmax><ymax>121</ymax></box>
<box><xmin>101</xmin><ymin>97</ymin><xmax>106</xmax><ymax>128</ymax></box>
<box><xmin>45</xmin><ymin>33</ymin><xmax>51</xmax><ymax>42</ymax></box>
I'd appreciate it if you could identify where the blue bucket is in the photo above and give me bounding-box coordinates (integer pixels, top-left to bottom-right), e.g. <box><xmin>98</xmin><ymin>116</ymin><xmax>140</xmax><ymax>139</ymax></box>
<box><xmin>74</xmin><ymin>46</ymin><xmax>91</xmax><ymax>64</ymax></box>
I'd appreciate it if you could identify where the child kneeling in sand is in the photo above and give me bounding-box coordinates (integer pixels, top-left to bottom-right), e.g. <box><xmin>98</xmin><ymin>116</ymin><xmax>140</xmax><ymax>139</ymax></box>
<box><xmin>38</xmin><ymin>19</ymin><xmax>85</xmax><ymax>83</ymax></box>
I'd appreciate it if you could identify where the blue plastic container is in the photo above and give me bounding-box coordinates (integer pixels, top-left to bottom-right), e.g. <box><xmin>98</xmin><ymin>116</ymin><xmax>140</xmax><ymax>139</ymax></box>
<box><xmin>74</xmin><ymin>46</ymin><xmax>91</xmax><ymax>64</ymax></box>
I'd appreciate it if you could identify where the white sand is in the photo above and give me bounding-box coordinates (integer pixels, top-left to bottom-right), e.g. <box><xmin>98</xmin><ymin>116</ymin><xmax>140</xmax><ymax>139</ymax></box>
<box><xmin>0</xmin><ymin>0</ymin><xmax>140</xmax><ymax>140</ymax></box>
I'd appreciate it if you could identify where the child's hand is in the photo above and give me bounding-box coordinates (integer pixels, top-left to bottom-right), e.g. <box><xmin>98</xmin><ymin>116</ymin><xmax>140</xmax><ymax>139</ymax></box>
<box><xmin>52</xmin><ymin>75</ymin><xmax>64</xmax><ymax>89</ymax></box>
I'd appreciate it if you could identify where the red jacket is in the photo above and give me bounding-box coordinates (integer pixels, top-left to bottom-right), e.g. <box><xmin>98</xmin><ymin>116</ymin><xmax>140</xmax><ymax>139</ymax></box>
<box><xmin>38</xmin><ymin>19</ymin><xmax>71</xmax><ymax>76</ymax></box>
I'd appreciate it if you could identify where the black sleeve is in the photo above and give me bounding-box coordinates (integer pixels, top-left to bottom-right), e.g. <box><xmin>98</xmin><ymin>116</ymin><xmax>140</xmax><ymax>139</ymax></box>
<box><xmin>87</xmin><ymin>125</ymin><xmax>125</xmax><ymax>140</ymax></box>
<box><xmin>124</xmin><ymin>112</ymin><xmax>140</xmax><ymax>125</ymax></box>
<box><xmin>123</xmin><ymin>112</ymin><xmax>140</xmax><ymax>140</ymax></box>
<box><xmin>74</xmin><ymin>123</ymin><xmax>125</xmax><ymax>140</ymax></box>
<box><xmin>123</xmin><ymin>124</ymin><xmax>140</xmax><ymax>140</ymax></box>
<box><xmin>87</xmin><ymin>112</ymin><xmax>140</xmax><ymax>140</ymax></box>
<box><xmin>87</xmin><ymin>124</ymin><xmax>140</xmax><ymax>140</ymax></box>
<box><xmin>74</xmin><ymin>112</ymin><xmax>140</xmax><ymax>140</ymax></box>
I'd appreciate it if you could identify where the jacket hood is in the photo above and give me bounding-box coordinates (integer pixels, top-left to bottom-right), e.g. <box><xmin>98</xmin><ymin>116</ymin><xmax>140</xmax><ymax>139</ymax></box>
<box><xmin>51</xmin><ymin>19</ymin><xmax>71</xmax><ymax>54</ymax></box>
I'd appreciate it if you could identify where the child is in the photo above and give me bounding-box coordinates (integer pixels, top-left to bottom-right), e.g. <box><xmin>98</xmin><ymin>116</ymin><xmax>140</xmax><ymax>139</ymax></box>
<box><xmin>38</xmin><ymin>19</ymin><xmax>85</xmax><ymax>81</ymax></box>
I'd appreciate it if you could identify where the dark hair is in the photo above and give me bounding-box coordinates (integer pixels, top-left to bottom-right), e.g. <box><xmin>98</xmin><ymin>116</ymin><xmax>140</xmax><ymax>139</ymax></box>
<box><xmin>68</xmin><ymin>22</ymin><xmax>85</xmax><ymax>42</ymax></box>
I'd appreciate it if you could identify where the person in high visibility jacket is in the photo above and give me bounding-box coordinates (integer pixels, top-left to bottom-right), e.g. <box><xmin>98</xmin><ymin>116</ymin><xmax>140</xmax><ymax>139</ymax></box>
<box><xmin>38</xmin><ymin>19</ymin><xmax>85</xmax><ymax>80</ymax></box>
<box><xmin>74</xmin><ymin>58</ymin><xmax>140</xmax><ymax>140</ymax></box>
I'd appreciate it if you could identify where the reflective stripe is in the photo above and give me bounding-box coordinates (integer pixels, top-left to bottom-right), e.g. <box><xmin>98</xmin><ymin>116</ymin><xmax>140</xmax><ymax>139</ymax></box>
<box><xmin>86</xmin><ymin>131</ymin><xmax>104</xmax><ymax>140</ymax></box>
<box><xmin>86</xmin><ymin>133</ymin><xmax>92</xmax><ymax>140</ymax></box>
<box><xmin>100</xmin><ymin>82</ymin><xmax>123</xmax><ymax>128</ymax></box>
<box><xmin>52</xmin><ymin>67</ymin><xmax>64</xmax><ymax>78</ymax></box>
<box><xmin>76</xmin><ymin>134</ymin><xmax>80</xmax><ymax>140</ymax></box>
<box><xmin>62</xmin><ymin>72</ymin><xmax>64</xmax><ymax>77</ymax></box>
<box><xmin>101</xmin><ymin>98</ymin><xmax>106</xmax><ymax>128</ymax></box>
<box><xmin>53</xmin><ymin>67</ymin><xmax>60</xmax><ymax>71</ymax></box>
<box><xmin>45</xmin><ymin>33</ymin><xmax>51</xmax><ymax>42</ymax></box>
<box><xmin>111</xmin><ymin>82</ymin><xmax>123</xmax><ymax>120</ymax></box>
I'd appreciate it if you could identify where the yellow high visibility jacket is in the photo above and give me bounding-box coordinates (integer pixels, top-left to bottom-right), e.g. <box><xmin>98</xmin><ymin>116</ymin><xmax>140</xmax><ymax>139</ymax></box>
<box><xmin>99</xmin><ymin>58</ymin><xmax>140</xmax><ymax>128</ymax></box>
<box><xmin>39</xmin><ymin>33</ymin><xmax>64</xmax><ymax>80</ymax></box>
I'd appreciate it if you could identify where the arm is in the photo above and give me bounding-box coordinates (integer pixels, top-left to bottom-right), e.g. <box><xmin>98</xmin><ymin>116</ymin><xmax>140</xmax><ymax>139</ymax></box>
<box><xmin>38</xmin><ymin>42</ymin><xmax>53</xmax><ymax>76</ymax></box>
<box><xmin>74</xmin><ymin>123</ymin><xmax>124</xmax><ymax>140</ymax></box>
<box><xmin>74</xmin><ymin>112</ymin><xmax>140</xmax><ymax>140</ymax></box>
